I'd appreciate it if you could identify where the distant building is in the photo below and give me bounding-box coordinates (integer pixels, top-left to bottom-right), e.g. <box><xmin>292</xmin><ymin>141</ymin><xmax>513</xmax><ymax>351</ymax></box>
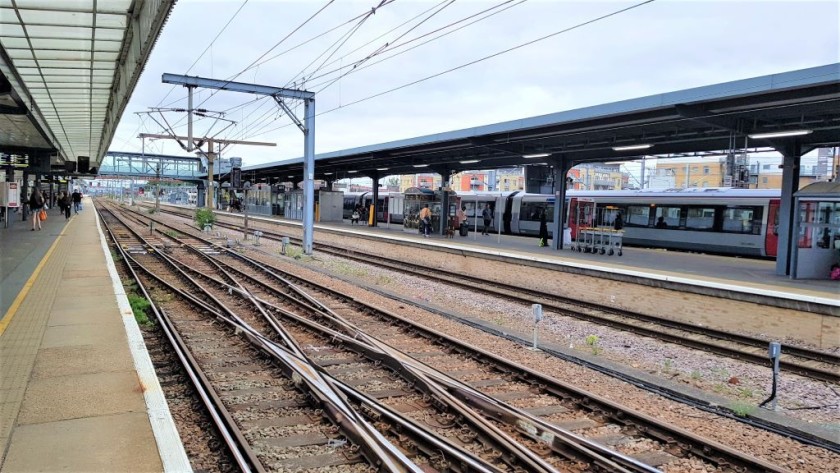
<box><xmin>571</xmin><ymin>163</ymin><xmax>623</xmax><ymax>190</ymax></box>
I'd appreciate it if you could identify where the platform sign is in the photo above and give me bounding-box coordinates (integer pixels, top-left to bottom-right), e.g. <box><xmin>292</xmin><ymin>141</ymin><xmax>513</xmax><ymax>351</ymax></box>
<box><xmin>1</xmin><ymin>182</ymin><xmax>20</xmax><ymax>208</ymax></box>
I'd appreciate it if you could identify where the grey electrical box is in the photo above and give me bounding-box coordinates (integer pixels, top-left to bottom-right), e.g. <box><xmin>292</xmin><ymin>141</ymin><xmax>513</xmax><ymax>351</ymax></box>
<box><xmin>768</xmin><ymin>342</ymin><xmax>781</xmax><ymax>359</ymax></box>
<box><xmin>532</xmin><ymin>304</ymin><xmax>543</xmax><ymax>322</ymax></box>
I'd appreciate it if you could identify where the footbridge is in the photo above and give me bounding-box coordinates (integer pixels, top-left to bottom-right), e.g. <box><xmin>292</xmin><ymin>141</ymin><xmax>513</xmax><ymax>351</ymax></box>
<box><xmin>98</xmin><ymin>151</ymin><xmax>205</xmax><ymax>181</ymax></box>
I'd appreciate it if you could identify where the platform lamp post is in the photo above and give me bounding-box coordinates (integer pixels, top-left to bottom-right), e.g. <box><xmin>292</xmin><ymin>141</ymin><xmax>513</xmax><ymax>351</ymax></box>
<box><xmin>154</xmin><ymin>164</ymin><xmax>161</xmax><ymax>213</ymax></box>
<box><xmin>243</xmin><ymin>181</ymin><xmax>251</xmax><ymax>239</ymax></box>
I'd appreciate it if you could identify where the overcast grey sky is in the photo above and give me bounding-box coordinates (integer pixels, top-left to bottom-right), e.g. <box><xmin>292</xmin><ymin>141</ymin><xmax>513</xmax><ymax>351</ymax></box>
<box><xmin>110</xmin><ymin>0</ymin><xmax>840</xmax><ymax>167</ymax></box>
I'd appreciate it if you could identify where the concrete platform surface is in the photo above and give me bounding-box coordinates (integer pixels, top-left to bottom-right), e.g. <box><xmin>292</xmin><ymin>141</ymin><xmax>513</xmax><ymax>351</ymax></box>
<box><xmin>0</xmin><ymin>199</ymin><xmax>188</xmax><ymax>472</ymax></box>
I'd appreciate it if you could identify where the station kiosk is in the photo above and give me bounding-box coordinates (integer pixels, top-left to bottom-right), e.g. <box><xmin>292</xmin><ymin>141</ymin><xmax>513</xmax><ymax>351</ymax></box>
<box><xmin>403</xmin><ymin>187</ymin><xmax>461</xmax><ymax>236</ymax></box>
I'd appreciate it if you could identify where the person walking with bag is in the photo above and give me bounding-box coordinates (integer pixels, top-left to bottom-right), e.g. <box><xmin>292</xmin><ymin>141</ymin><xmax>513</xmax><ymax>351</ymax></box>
<box><xmin>29</xmin><ymin>187</ymin><xmax>45</xmax><ymax>231</ymax></box>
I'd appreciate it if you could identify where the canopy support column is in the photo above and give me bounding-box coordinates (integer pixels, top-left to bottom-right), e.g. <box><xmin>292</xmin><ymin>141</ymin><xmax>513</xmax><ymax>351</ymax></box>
<box><xmin>550</xmin><ymin>158</ymin><xmax>573</xmax><ymax>250</ymax></box>
<box><xmin>775</xmin><ymin>144</ymin><xmax>802</xmax><ymax>276</ymax></box>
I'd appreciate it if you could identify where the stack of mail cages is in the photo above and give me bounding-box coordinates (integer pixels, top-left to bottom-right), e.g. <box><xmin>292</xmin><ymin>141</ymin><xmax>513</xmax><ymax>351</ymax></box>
<box><xmin>402</xmin><ymin>187</ymin><xmax>457</xmax><ymax>234</ymax></box>
<box><xmin>572</xmin><ymin>199</ymin><xmax>624</xmax><ymax>255</ymax></box>
<box><xmin>791</xmin><ymin>182</ymin><xmax>840</xmax><ymax>279</ymax></box>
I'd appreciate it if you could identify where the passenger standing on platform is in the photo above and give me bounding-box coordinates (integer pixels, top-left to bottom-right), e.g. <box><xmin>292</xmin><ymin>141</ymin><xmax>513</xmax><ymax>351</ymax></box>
<box><xmin>59</xmin><ymin>192</ymin><xmax>71</xmax><ymax>220</ymax></box>
<box><xmin>538</xmin><ymin>210</ymin><xmax>549</xmax><ymax>247</ymax></box>
<box><xmin>71</xmin><ymin>188</ymin><xmax>82</xmax><ymax>214</ymax></box>
<box><xmin>29</xmin><ymin>187</ymin><xmax>44</xmax><ymax>231</ymax></box>
<box><xmin>351</xmin><ymin>206</ymin><xmax>361</xmax><ymax>225</ymax></box>
<box><xmin>613</xmin><ymin>212</ymin><xmax>624</xmax><ymax>230</ymax></box>
<box><xmin>481</xmin><ymin>204</ymin><xmax>492</xmax><ymax>235</ymax></box>
<box><xmin>56</xmin><ymin>191</ymin><xmax>66</xmax><ymax>215</ymax></box>
<box><xmin>457</xmin><ymin>206</ymin><xmax>466</xmax><ymax>234</ymax></box>
<box><xmin>419</xmin><ymin>204</ymin><xmax>432</xmax><ymax>237</ymax></box>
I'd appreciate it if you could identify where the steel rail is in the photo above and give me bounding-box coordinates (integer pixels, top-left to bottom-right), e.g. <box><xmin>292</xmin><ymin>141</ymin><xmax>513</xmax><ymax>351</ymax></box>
<box><xmin>98</xmin><ymin>208</ymin><xmax>264</xmax><ymax>473</ymax></box>
<box><xmin>107</xmin><ymin>233</ymin><xmax>505</xmax><ymax>473</ymax></box>
<box><xmin>178</xmin><ymin>210</ymin><xmax>835</xmax><ymax>382</ymax></box>
<box><xmin>116</xmin><ymin>203</ymin><xmax>795</xmax><ymax>472</ymax></box>
<box><xmin>120</xmin><ymin>202</ymin><xmax>832</xmax><ymax>465</ymax></box>
<box><xmin>100</xmin><ymin>205</ymin><xmax>426</xmax><ymax>473</ymax></box>
<box><xmin>108</xmin><ymin>202</ymin><xmax>652</xmax><ymax>472</ymax></box>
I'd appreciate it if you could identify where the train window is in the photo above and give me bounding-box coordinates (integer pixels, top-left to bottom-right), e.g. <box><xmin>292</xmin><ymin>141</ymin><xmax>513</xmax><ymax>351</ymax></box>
<box><xmin>685</xmin><ymin>207</ymin><xmax>715</xmax><ymax>230</ymax></box>
<box><xmin>521</xmin><ymin>202</ymin><xmax>553</xmax><ymax>222</ymax></box>
<box><xmin>816</xmin><ymin>202</ymin><xmax>835</xmax><ymax>224</ymax></box>
<box><xmin>655</xmin><ymin>207</ymin><xmax>681</xmax><ymax>228</ymax></box>
<box><xmin>463</xmin><ymin>201</ymin><xmax>477</xmax><ymax>218</ymax></box>
<box><xmin>722</xmin><ymin>207</ymin><xmax>762</xmax><ymax>234</ymax></box>
<box><xmin>625</xmin><ymin>206</ymin><xmax>650</xmax><ymax>226</ymax></box>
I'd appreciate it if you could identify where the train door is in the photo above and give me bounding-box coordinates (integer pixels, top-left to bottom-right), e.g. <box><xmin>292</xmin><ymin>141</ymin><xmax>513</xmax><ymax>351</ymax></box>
<box><xmin>764</xmin><ymin>199</ymin><xmax>780</xmax><ymax>257</ymax></box>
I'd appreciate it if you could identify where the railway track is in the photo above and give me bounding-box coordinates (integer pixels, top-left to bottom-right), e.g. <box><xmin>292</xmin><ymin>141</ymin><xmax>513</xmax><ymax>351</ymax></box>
<box><xmin>147</xmin><ymin>204</ymin><xmax>837</xmax><ymax>384</ymax></box>
<box><xmin>104</xmin><ymin>200</ymin><xmax>805</xmax><ymax>472</ymax></box>
<box><xmin>102</xmin><ymin>203</ymin><xmax>664</xmax><ymax>472</ymax></box>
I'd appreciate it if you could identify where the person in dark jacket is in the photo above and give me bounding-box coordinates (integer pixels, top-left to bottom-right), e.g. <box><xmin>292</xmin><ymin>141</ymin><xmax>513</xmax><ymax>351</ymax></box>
<box><xmin>29</xmin><ymin>187</ymin><xmax>45</xmax><ymax>231</ymax></box>
<box><xmin>613</xmin><ymin>212</ymin><xmax>624</xmax><ymax>230</ymax></box>
<box><xmin>71</xmin><ymin>189</ymin><xmax>82</xmax><ymax>213</ymax></box>
<box><xmin>59</xmin><ymin>191</ymin><xmax>71</xmax><ymax>220</ymax></box>
<box><xmin>538</xmin><ymin>210</ymin><xmax>549</xmax><ymax>247</ymax></box>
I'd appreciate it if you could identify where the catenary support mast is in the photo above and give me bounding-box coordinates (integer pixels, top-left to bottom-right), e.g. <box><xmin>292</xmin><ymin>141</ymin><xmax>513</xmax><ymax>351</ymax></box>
<box><xmin>161</xmin><ymin>74</ymin><xmax>316</xmax><ymax>254</ymax></box>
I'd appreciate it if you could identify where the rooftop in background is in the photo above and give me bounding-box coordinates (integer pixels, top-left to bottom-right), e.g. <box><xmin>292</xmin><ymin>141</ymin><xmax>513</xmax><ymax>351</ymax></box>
<box><xmin>242</xmin><ymin>63</ymin><xmax>840</xmax><ymax>182</ymax></box>
<box><xmin>0</xmin><ymin>0</ymin><xmax>176</xmax><ymax>168</ymax></box>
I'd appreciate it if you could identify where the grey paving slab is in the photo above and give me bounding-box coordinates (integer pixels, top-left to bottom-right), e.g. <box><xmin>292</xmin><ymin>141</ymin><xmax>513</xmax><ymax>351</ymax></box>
<box><xmin>2</xmin><ymin>412</ymin><xmax>163</xmax><ymax>473</ymax></box>
<box><xmin>49</xmin><ymin>294</ymin><xmax>117</xmax><ymax>312</ymax></box>
<box><xmin>47</xmin><ymin>305</ymin><xmax>121</xmax><ymax>326</ymax></box>
<box><xmin>31</xmin><ymin>345</ymin><xmax>136</xmax><ymax>379</ymax></box>
<box><xmin>40</xmin><ymin>318</ymin><xmax>126</xmax><ymax>349</ymax></box>
<box><xmin>17</xmin><ymin>371</ymin><xmax>146</xmax><ymax>425</ymax></box>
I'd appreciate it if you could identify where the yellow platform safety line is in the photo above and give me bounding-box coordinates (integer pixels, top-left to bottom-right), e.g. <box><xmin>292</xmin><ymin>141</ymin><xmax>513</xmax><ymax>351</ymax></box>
<box><xmin>0</xmin><ymin>219</ymin><xmax>72</xmax><ymax>337</ymax></box>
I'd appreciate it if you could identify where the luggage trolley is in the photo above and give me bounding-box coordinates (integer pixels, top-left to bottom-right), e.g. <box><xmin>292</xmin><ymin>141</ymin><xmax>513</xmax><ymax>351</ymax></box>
<box><xmin>572</xmin><ymin>198</ymin><xmax>596</xmax><ymax>252</ymax></box>
<box><xmin>605</xmin><ymin>228</ymin><xmax>623</xmax><ymax>256</ymax></box>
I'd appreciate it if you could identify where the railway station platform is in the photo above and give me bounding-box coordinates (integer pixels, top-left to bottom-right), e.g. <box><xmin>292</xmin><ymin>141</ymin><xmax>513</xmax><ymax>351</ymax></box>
<box><xmin>0</xmin><ymin>200</ymin><xmax>188</xmax><ymax>471</ymax></box>
<box><xmin>200</xmin><ymin>208</ymin><xmax>837</xmax><ymax>309</ymax></box>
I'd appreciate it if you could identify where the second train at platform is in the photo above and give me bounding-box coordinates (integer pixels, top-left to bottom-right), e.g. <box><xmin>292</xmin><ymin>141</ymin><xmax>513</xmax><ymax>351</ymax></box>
<box><xmin>343</xmin><ymin>188</ymin><xmax>781</xmax><ymax>258</ymax></box>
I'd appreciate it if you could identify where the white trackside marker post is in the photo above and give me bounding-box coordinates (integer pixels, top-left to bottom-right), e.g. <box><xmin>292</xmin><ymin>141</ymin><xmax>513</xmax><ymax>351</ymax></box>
<box><xmin>532</xmin><ymin>304</ymin><xmax>543</xmax><ymax>350</ymax></box>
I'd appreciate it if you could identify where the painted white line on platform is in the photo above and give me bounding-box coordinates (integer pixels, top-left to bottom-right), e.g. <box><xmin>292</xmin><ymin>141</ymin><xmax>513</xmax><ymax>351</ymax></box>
<box><xmin>96</xmin><ymin>211</ymin><xmax>193</xmax><ymax>473</ymax></box>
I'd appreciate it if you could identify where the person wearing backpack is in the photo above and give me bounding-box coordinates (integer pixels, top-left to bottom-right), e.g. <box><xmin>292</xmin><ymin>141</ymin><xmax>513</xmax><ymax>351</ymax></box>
<box><xmin>29</xmin><ymin>187</ymin><xmax>45</xmax><ymax>231</ymax></box>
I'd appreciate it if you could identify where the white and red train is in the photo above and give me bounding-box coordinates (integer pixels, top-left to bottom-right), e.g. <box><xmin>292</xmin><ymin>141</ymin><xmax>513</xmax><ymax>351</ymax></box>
<box><xmin>343</xmin><ymin>188</ymin><xmax>781</xmax><ymax>258</ymax></box>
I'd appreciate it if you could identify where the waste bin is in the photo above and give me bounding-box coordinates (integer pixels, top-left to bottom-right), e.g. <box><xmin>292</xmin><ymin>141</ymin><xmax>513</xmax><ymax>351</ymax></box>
<box><xmin>459</xmin><ymin>222</ymin><xmax>469</xmax><ymax>236</ymax></box>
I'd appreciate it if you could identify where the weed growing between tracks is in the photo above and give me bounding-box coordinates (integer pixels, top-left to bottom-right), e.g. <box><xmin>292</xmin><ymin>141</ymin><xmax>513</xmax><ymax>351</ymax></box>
<box><xmin>194</xmin><ymin>208</ymin><xmax>216</xmax><ymax>230</ymax></box>
<box><xmin>128</xmin><ymin>293</ymin><xmax>152</xmax><ymax>326</ymax></box>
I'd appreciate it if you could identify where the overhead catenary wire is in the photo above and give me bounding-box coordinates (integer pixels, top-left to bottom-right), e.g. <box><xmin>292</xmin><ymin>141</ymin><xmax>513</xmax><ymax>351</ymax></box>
<box><xmin>240</xmin><ymin>0</ymin><xmax>657</xmax><ymax>142</ymax></box>
<box><xmin>310</xmin><ymin>0</ymin><xmax>523</xmax><ymax>93</ymax></box>
<box><xmin>234</xmin><ymin>0</ymin><xmax>524</xmax><ymax>143</ymax></box>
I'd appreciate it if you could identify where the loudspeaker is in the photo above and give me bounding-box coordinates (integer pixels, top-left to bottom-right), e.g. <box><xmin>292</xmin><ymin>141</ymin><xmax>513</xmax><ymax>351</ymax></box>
<box><xmin>77</xmin><ymin>156</ymin><xmax>90</xmax><ymax>174</ymax></box>
<box><xmin>65</xmin><ymin>161</ymin><xmax>76</xmax><ymax>173</ymax></box>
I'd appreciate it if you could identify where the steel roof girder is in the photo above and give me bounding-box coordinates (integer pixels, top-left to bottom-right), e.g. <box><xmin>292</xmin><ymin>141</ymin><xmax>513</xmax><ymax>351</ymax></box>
<box><xmin>162</xmin><ymin>73</ymin><xmax>315</xmax><ymax>101</ymax></box>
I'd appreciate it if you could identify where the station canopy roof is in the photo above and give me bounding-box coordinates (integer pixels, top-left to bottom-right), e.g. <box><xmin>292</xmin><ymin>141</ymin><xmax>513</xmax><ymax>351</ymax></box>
<box><xmin>0</xmin><ymin>0</ymin><xmax>176</xmax><ymax>170</ymax></box>
<box><xmin>244</xmin><ymin>63</ymin><xmax>840</xmax><ymax>182</ymax></box>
